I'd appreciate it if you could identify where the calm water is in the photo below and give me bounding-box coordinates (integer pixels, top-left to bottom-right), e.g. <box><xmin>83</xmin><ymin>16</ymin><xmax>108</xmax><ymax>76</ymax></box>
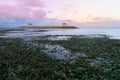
<box><xmin>44</xmin><ymin>29</ymin><xmax>120</xmax><ymax>39</ymax></box>
<box><xmin>1</xmin><ymin>28</ymin><xmax>120</xmax><ymax>39</ymax></box>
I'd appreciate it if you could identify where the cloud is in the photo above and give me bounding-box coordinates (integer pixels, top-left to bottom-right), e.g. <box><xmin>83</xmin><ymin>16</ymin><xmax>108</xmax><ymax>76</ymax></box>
<box><xmin>92</xmin><ymin>17</ymin><xmax>112</xmax><ymax>22</ymax></box>
<box><xmin>18</xmin><ymin>0</ymin><xmax>44</xmax><ymax>7</ymax></box>
<box><xmin>32</xmin><ymin>9</ymin><xmax>46</xmax><ymax>18</ymax></box>
<box><xmin>0</xmin><ymin>5</ymin><xmax>31</xmax><ymax>19</ymax></box>
<box><xmin>0</xmin><ymin>5</ymin><xmax>46</xmax><ymax>19</ymax></box>
<box><xmin>47</xmin><ymin>10</ymin><xmax>53</xmax><ymax>13</ymax></box>
<box><xmin>0</xmin><ymin>0</ymin><xmax>46</xmax><ymax>20</ymax></box>
<box><xmin>81</xmin><ymin>19</ymin><xmax>120</xmax><ymax>28</ymax></box>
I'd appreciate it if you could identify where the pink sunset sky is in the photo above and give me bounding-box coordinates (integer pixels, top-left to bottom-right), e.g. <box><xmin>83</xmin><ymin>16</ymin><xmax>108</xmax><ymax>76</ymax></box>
<box><xmin>0</xmin><ymin>0</ymin><xmax>120</xmax><ymax>28</ymax></box>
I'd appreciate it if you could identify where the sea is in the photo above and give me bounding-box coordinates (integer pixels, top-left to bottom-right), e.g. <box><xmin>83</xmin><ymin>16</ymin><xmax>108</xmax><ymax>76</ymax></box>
<box><xmin>1</xmin><ymin>28</ymin><xmax>120</xmax><ymax>39</ymax></box>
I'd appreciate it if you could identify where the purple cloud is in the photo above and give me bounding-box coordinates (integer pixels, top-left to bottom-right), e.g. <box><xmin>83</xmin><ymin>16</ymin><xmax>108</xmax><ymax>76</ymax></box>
<box><xmin>18</xmin><ymin>0</ymin><xmax>44</xmax><ymax>7</ymax></box>
<box><xmin>0</xmin><ymin>0</ymin><xmax>46</xmax><ymax>20</ymax></box>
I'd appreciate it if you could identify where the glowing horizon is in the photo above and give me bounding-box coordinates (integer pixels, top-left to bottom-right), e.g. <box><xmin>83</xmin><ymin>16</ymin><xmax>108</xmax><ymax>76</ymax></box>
<box><xmin>45</xmin><ymin>0</ymin><xmax>120</xmax><ymax>23</ymax></box>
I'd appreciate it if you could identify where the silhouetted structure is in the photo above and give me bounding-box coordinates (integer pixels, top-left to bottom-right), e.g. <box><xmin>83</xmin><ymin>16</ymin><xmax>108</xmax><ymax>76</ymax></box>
<box><xmin>62</xmin><ymin>23</ymin><xmax>67</xmax><ymax>26</ymax></box>
<box><xmin>28</xmin><ymin>23</ymin><xmax>32</xmax><ymax>26</ymax></box>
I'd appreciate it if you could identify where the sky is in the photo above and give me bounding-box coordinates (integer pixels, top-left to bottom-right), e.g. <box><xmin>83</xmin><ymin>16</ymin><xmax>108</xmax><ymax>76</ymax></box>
<box><xmin>0</xmin><ymin>0</ymin><xmax>120</xmax><ymax>28</ymax></box>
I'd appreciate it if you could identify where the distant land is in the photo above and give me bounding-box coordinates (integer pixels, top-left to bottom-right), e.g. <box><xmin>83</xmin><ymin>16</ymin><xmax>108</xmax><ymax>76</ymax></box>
<box><xmin>20</xmin><ymin>23</ymin><xmax>77</xmax><ymax>29</ymax></box>
<box><xmin>20</xmin><ymin>26</ymin><xmax>77</xmax><ymax>29</ymax></box>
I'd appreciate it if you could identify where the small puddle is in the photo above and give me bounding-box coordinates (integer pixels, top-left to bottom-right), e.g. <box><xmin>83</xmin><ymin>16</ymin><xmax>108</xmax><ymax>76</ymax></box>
<box><xmin>41</xmin><ymin>44</ymin><xmax>86</xmax><ymax>61</ymax></box>
<box><xmin>79</xmin><ymin>34</ymin><xmax>108</xmax><ymax>38</ymax></box>
<box><xmin>86</xmin><ymin>57</ymin><xmax>113</xmax><ymax>67</ymax></box>
<box><xmin>47</xmin><ymin>36</ymin><xmax>71</xmax><ymax>41</ymax></box>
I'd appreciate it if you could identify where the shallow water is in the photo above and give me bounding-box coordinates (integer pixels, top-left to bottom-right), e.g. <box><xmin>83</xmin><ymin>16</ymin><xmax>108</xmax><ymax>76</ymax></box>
<box><xmin>0</xmin><ymin>28</ymin><xmax>120</xmax><ymax>39</ymax></box>
<box><xmin>44</xmin><ymin>28</ymin><xmax>120</xmax><ymax>39</ymax></box>
<box><xmin>47</xmin><ymin>36</ymin><xmax>71</xmax><ymax>41</ymax></box>
<box><xmin>41</xmin><ymin>44</ymin><xmax>86</xmax><ymax>61</ymax></box>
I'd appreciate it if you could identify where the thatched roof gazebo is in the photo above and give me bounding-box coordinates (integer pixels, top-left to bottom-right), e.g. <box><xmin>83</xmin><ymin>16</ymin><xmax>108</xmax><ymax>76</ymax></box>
<box><xmin>62</xmin><ymin>22</ymin><xmax>67</xmax><ymax>26</ymax></box>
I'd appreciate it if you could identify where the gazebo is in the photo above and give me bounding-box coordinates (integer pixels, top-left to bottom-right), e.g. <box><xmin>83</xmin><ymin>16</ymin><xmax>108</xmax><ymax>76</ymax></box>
<box><xmin>62</xmin><ymin>23</ymin><xmax>67</xmax><ymax>26</ymax></box>
<box><xmin>28</xmin><ymin>23</ymin><xmax>32</xmax><ymax>26</ymax></box>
